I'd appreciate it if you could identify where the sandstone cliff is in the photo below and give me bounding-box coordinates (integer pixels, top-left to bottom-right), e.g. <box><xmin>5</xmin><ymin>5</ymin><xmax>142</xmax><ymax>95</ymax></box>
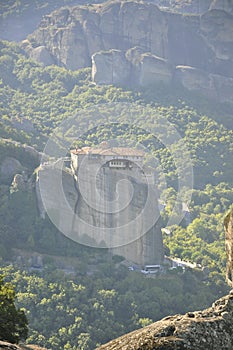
<box><xmin>37</xmin><ymin>162</ymin><xmax>164</xmax><ymax>266</ymax></box>
<box><xmin>23</xmin><ymin>0</ymin><xmax>233</xmax><ymax>103</ymax></box>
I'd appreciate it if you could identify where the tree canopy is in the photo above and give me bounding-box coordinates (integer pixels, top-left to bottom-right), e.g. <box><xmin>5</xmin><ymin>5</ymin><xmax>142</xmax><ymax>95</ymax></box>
<box><xmin>0</xmin><ymin>274</ymin><xmax>28</xmax><ymax>343</ymax></box>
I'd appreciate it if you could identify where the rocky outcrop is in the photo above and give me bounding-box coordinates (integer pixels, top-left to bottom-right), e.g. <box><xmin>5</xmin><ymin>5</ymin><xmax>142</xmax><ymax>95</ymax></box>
<box><xmin>225</xmin><ymin>208</ymin><xmax>233</xmax><ymax>287</ymax></box>
<box><xmin>0</xmin><ymin>138</ymin><xmax>46</xmax><ymax>185</ymax></box>
<box><xmin>139</xmin><ymin>53</ymin><xmax>173</xmax><ymax>87</ymax></box>
<box><xmin>25</xmin><ymin>1</ymin><xmax>233</xmax><ymax>76</ymax></box>
<box><xmin>0</xmin><ymin>342</ymin><xmax>48</xmax><ymax>350</ymax></box>
<box><xmin>92</xmin><ymin>49</ymin><xmax>131</xmax><ymax>85</ymax></box>
<box><xmin>28</xmin><ymin>46</ymin><xmax>55</xmax><ymax>66</ymax></box>
<box><xmin>96</xmin><ymin>292</ymin><xmax>233</xmax><ymax>350</ymax></box>
<box><xmin>175</xmin><ymin>66</ymin><xmax>233</xmax><ymax>104</ymax></box>
<box><xmin>24</xmin><ymin>0</ymin><xmax>233</xmax><ymax>103</ymax></box>
<box><xmin>0</xmin><ymin>157</ymin><xmax>23</xmax><ymax>183</ymax></box>
<box><xmin>91</xmin><ymin>48</ymin><xmax>173</xmax><ymax>87</ymax></box>
<box><xmin>37</xmin><ymin>159</ymin><xmax>164</xmax><ymax>266</ymax></box>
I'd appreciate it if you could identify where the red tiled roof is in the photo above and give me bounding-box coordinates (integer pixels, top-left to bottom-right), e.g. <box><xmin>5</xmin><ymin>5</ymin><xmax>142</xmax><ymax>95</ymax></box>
<box><xmin>71</xmin><ymin>147</ymin><xmax>145</xmax><ymax>157</ymax></box>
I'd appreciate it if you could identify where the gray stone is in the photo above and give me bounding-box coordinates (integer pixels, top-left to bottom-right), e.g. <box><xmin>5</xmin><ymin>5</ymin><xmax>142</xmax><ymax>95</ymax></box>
<box><xmin>0</xmin><ymin>157</ymin><xmax>23</xmax><ymax>182</ymax></box>
<box><xmin>30</xmin><ymin>46</ymin><xmax>55</xmax><ymax>66</ymax></box>
<box><xmin>209</xmin><ymin>0</ymin><xmax>233</xmax><ymax>14</ymax></box>
<box><xmin>174</xmin><ymin>65</ymin><xmax>218</xmax><ymax>100</ymax></box>
<box><xmin>92</xmin><ymin>49</ymin><xmax>131</xmax><ymax>85</ymax></box>
<box><xmin>23</xmin><ymin>0</ymin><xmax>233</xmax><ymax>104</ymax></box>
<box><xmin>225</xmin><ymin>208</ymin><xmax>233</xmax><ymax>287</ymax></box>
<box><xmin>139</xmin><ymin>53</ymin><xmax>173</xmax><ymax>87</ymax></box>
<box><xmin>11</xmin><ymin>173</ymin><xmax>28</xmax><ymax>191</ymax></box>
<box><xmin>37</xmin><ymin>152</ymin><xmax>164</xmax><ymax>266</ymax></box>
<box><xmin>96</xmin><ymin>293</ymin><xmax>233</xmax><ymax>349</ymax></box>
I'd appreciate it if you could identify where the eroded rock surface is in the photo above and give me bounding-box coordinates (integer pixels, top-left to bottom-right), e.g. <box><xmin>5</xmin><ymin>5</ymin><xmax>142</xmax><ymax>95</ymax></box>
<box><xmin>25</xmin><ymin>1</ymin><xmax>233</xmax><ymax>77</ymax></box>
<box><xmin>96</xmin><ymin>292</ymin><xmax>233</xmax><ymax>350</ymax></box>
<box><xmin>0</xmin><ymin>342</ymin><xmax>48</xmax><ymax>350</ymax></box>
<box><xmin>225</xmin><ymin>208</ymin><xmax>233</xmax><ymax>287</ymax></box>
<box><xmin>24</xmin><ymin>0</ymin><xmax>233</xmax><ymax>103</ymax></box>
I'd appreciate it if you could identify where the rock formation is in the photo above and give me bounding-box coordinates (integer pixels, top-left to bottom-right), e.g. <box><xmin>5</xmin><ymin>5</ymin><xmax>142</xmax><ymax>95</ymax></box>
<box><xmin>0</xmin><ymin>138</ymin><xmax>43</xmax><ymax>185</ymax></box>
<box><xmin>96</xmin><ymin>291</ymin><xmax>233</xmax><ymax>350</ymax></box>
<box><xmin>174</xmin><ymin>66</ymin><xmax>233</xmax><ymax>104</ymax></box>
<box><xmin>37</xmin><ymin>156</ymin><xmax>164</xmax><ymax>266</ymax></box>
<box><xmin>225</xmin><ymin>208</ymin><xmax>233</xmax><ymax>287</ymax></box>
<box><xmin>0</xmin><ymin>157</ymin><xmax>23</xmax><ymax>183</ymax></box>
<box><xmin>0</xmin><ymin>342</ymin><xmax>48</xmax><ymax>350</ymax></box>
<box><xmin>23</xmin><ymin>0</ymin><xmax>233</xmax><ymax>103</ymax></box>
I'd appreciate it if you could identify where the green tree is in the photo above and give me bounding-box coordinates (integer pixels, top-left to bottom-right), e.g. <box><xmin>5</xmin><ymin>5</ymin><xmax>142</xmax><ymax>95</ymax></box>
<box><xmin>0</xmin><ymin>274</ymin><xmax>28</xmax><ymax>343</ymax></box>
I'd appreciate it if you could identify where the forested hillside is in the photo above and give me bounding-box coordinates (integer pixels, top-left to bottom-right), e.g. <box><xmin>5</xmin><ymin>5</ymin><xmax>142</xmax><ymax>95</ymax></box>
<box><xmin>0</xmin><ymin>11</ymin><xmax>232</xmax><ymax>348</ymax></box>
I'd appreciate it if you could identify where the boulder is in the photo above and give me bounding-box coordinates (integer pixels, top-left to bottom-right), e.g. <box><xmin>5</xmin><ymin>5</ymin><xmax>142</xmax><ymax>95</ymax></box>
<box><xmin>175</xmin><ymin>65</ymin><xmax>218</xmax><ymax>99</ymax></box>
<box><xmin>175</xmin><ymin>65</ymin><xmax>233</xmax><ymax>103</ymax></box>
<box><xmin>92</xmin><ymin>48</ymin><xmax>173</xmax><ymax>87</ymax></box>
<box><xmin>0</xmin><ymin>157</ymin><xmax>23</xmax><ymax>183</ymax></box>
<box><xmin>139</xmin><ymin>53</ymin><xmax>173</xmax><ymax>87</ymax></box>
<box><xmin>92</xmin><ymin>49</ymin><xmax>131</xmax><ymax>85</ymax></box>
<box><xmin>29</xmin><ymin>46</ymin><xmax>55</xmax><ymax>66</ymax></box>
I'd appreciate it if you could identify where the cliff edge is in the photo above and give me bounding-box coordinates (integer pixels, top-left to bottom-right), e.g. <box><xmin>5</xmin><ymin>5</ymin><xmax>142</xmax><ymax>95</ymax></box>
<box><xmin>225</xmin><ymin>208</ymin><xmax>233</xmax><ymax>287</ymax></box>
<box><xmin>96</xmin><ymin>292</ymin><xmax>233</xmax><ymax>350</ymax></box>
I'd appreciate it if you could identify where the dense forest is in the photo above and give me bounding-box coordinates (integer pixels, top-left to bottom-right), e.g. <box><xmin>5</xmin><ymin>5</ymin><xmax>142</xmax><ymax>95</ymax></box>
<box><xmin>0</xmin><ymin>12</ymin><xmax>232</xmax><ymax>348</ymax></box>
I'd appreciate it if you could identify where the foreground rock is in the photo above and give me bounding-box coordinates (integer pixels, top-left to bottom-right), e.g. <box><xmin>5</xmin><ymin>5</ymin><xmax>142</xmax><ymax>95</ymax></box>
<box><xmin>96</xmin><ymin>292</ymin><xmax>233</xmax><ymax>350</ymax></box>
<box><xmin>225</xmin><ymin>208</ymin><xmax>233</xmax><ymax>287</ymax></box>
<box><xmin>0</xmin><ymin>342</ymin><xmax>48</xmax><ymax>350</ymax></box>
<box><xmin>96</xmin><ymin>208</ymin><xmax>233</xmax><ymax>350</ymax></box>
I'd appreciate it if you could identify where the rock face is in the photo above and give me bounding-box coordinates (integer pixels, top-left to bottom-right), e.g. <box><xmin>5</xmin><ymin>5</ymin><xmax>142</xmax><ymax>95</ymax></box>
<box><xmin>28</xmin><ymin>46</ymin><xmax>55</xmax><ymax>66</ymax></box>
<box><xmin>37</xmin><ymin>159</ymin><xmax>164</xmax><ymax>266</ymax></box>
<box><xmin>92</xmin><ymin>49</ymin><xmax>131</xmax><ymax>85</ymax></box>
<box><xmin>96</xmin><ymin>292</ymin><xmax>233</xmax><ymax>350</ymax></box>
<box><xmin>0</xmin><ymin>341</ymin><xmax>48</xmax><ymax>350</ymax></box>
<box><xmin>210</xmin><ymin>0</ymin><xmax>233</xmax><ymax>14</ymax></box>
<box><xmin>0</xmin><ymin>157</ymin><xmax>23</xmax><ymax>183</ymax></box>
<box><xmin>91</xmin><ymin>48</ymin><xmax>173</xmax><ymax>87</ymax></box>
<box><xmin>225</xmin><ymin>208</ymin><xmax>233</xmax><ymax>287</ymax></box>
<box><xmin>24</xmin><ymin>0</ymin><xmax>233</xmax><ymax>103</ymax></box>
<box><xmin>175</xmin><ymin>66</ymin><xmax>233</xmax><ymax>104</ymax></box>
